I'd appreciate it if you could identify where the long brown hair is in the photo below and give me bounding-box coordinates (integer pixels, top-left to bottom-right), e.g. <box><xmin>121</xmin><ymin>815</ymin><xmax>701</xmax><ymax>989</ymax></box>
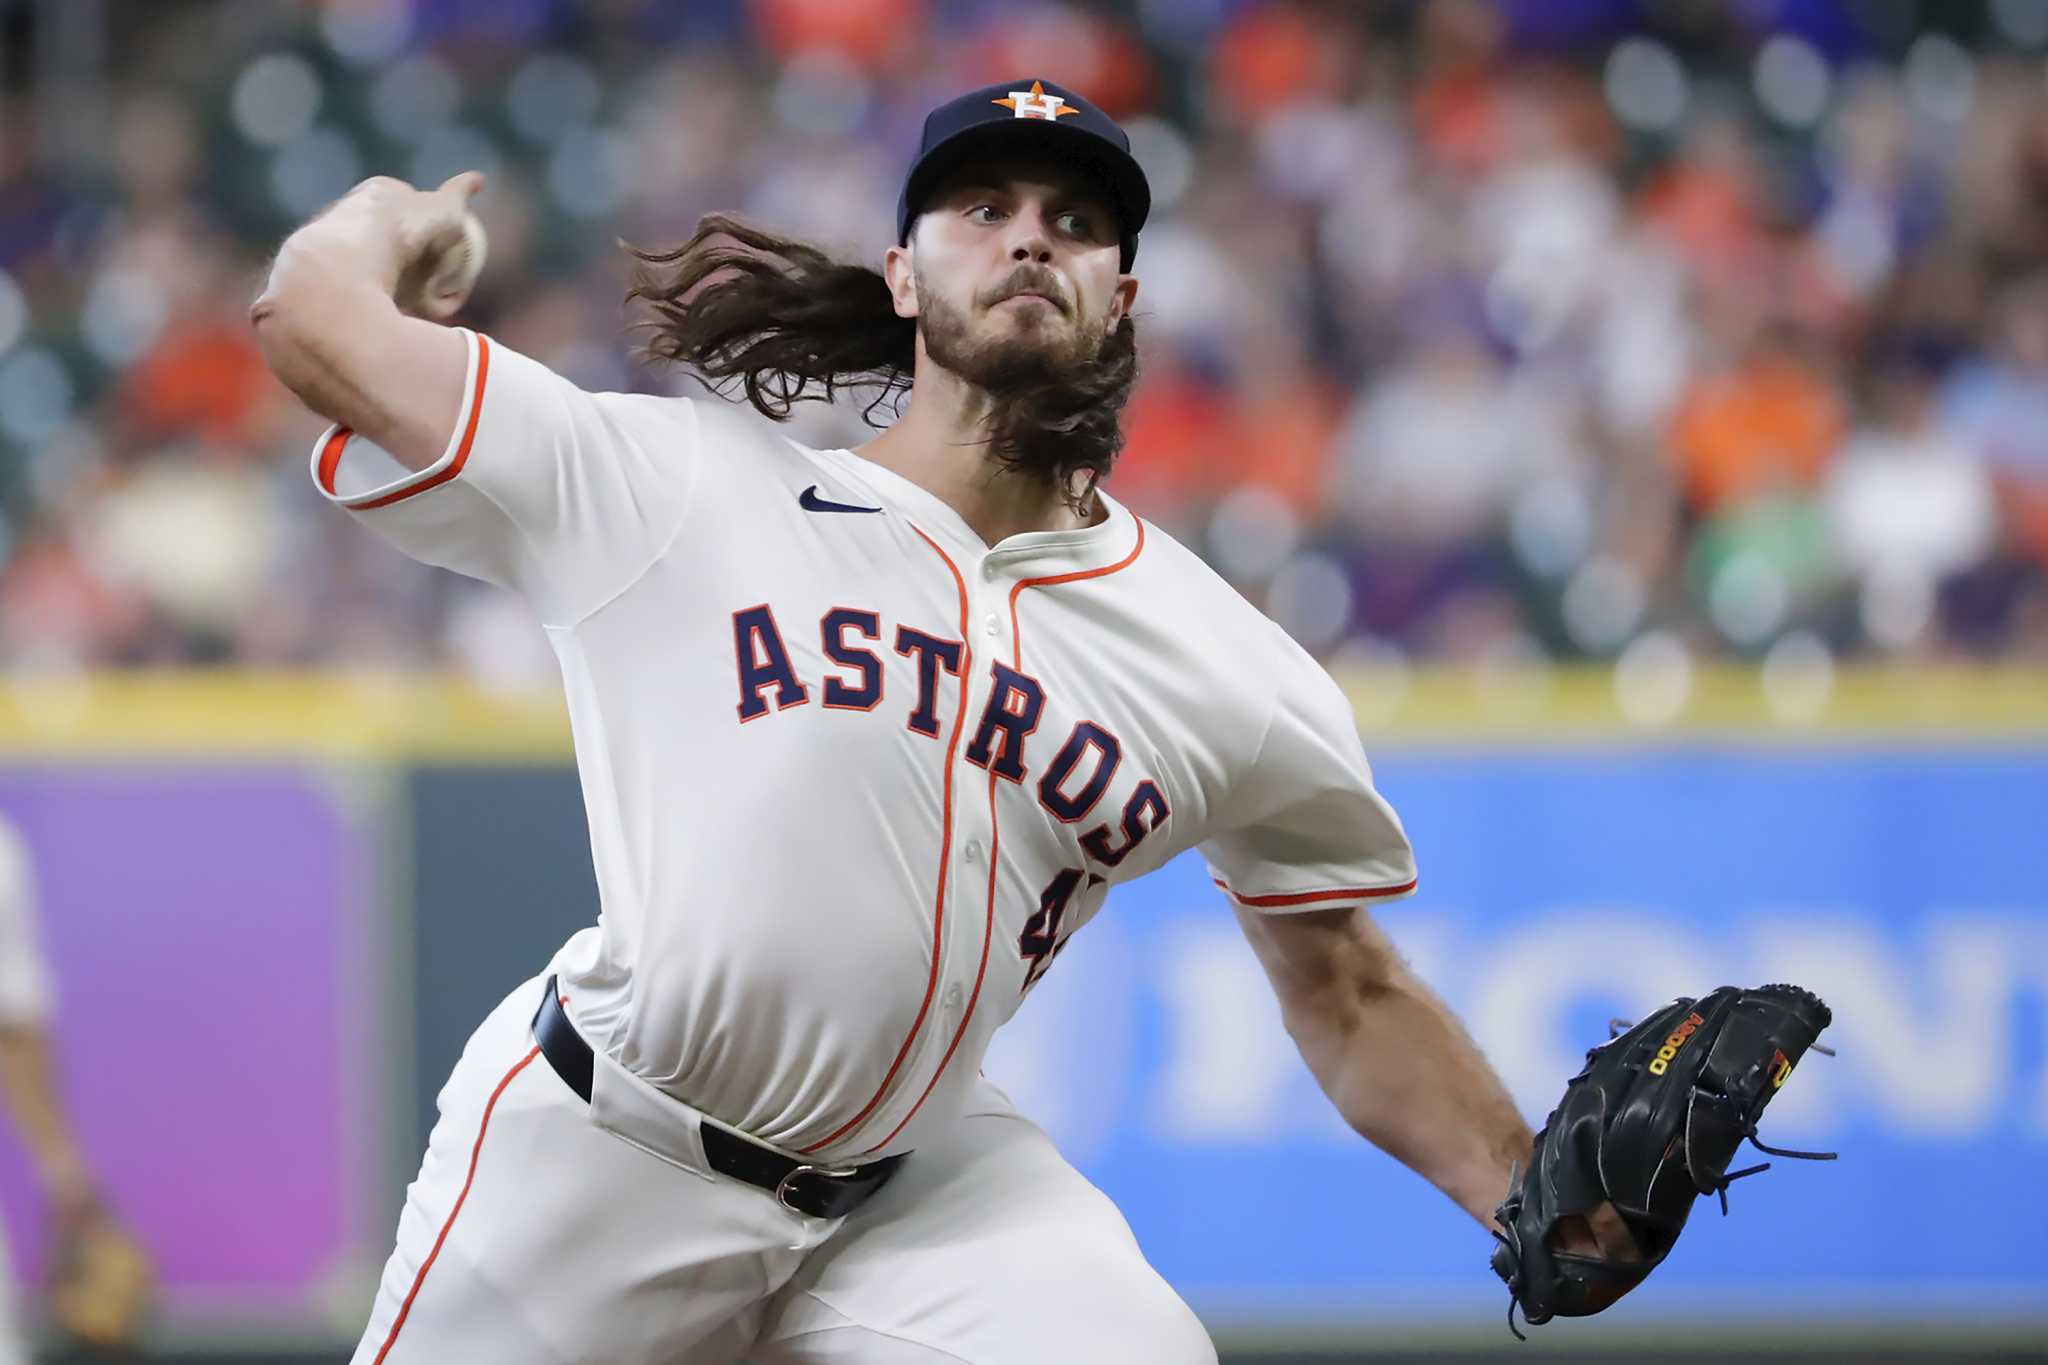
<box><xmin>624</xmin><ymin>213</ymin><xmax>1138</xmax><ymax>514</ymax></box>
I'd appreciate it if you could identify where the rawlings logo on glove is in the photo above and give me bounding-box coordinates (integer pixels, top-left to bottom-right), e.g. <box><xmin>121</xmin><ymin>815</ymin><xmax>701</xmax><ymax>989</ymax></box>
<box><xmin>1489</xmin><ymin>983</ymin><xmax>1836</xmax><ymax>1337</ymax></box>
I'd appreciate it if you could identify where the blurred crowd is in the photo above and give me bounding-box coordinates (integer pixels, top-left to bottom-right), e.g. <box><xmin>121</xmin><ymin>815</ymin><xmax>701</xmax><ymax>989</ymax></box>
<box><xmin>4</xmin><ymin>0</ymin><xmax>2048</xmax><ymax>680</ymax></box>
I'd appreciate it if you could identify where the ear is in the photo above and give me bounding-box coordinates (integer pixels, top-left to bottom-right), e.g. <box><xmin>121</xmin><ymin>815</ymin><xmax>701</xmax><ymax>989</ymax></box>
<box><xmin>882</xmin><ymin>243</ymin><xmax>919</xmax><ymax>319</ymax></box>
<box><xmin>1106</xmin><ymin>274</ymin><xmax>1138</xmax><ymax>333</ymax></box>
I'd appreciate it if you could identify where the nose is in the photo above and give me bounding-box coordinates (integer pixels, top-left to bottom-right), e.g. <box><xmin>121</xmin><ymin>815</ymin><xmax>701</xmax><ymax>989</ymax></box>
<box><xmin>1006</xmin><ymin>205</ymin><xmax>1053</xmax><ymax>264</ymax></box>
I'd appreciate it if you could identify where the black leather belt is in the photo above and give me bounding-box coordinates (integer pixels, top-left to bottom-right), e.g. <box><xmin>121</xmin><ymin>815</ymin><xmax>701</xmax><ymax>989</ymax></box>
<box><xmin>531</xmin><ymin>975</ymin><xmax>906</xmax><ymax>1220</ymax></box>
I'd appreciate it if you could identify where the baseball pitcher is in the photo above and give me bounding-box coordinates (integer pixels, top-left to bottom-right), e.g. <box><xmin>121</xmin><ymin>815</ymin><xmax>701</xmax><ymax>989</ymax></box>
<box><xmin>253</xmin><ymin>79</ymin><xmax>1650</xmax><ymax>1363</ymax></box>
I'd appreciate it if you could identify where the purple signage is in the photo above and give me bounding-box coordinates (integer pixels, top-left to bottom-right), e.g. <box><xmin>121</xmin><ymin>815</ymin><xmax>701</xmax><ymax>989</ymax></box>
<box><xmin>0</xmin><ymin>767</ymin><xmax>366</xmax><ymax>1307</ymax></box>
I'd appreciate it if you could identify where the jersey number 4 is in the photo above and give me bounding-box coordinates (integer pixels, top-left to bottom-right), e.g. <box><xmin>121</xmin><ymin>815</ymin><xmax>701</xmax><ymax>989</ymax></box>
<box><xmin>1018</xmin><ymin>867</ymin><xmax>1104</xmax><ymax>994</ymax></box>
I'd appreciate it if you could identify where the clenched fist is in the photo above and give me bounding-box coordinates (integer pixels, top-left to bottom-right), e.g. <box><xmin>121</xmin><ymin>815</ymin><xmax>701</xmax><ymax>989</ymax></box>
<box><xmin>342</xmin><ymin>170</ymin><xmax>490</xmax><ymax>321</ymax></box>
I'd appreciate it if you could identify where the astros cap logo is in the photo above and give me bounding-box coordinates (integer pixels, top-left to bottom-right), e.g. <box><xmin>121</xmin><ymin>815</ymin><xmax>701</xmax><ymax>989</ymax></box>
<box><xmin>993</xmin><ymin>81</ymin><xmax>1078</xmax><ymax>121</ymax></box>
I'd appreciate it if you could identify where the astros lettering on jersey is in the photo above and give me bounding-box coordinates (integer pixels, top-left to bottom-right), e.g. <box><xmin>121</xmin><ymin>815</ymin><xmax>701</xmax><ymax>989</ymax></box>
<box><xmin>310</xmin><ymin>328</ymin><xmax>1417</xmax><ymax>1163</ymax></box>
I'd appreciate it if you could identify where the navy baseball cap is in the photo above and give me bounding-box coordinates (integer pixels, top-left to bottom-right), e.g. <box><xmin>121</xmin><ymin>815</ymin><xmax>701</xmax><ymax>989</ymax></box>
<box><xmin>897</xmin><ymin>79</ymin><xmax>1151</xmax><ymax>272</ymax></box>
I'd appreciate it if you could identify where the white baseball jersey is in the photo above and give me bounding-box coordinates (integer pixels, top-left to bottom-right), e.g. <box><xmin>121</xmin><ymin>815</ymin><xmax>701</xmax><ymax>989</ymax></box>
<box><xmin>0</xmin><ymin>817</ymin><xmax>53</xmax><ymax>1028</ymax></box>
<box><xmin>311</xmin><ymin>327</ymin><xmax>1415</xmax><ymax>1163</ymax></box>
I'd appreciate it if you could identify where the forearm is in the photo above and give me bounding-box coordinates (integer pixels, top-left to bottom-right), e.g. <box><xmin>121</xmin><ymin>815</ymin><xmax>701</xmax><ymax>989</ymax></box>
<box><xmin>1239</xmin><ymin>906</ymin><xmax>1530</xmax><ymax>1228</ymax></box>
<box><xmin>0</xmin><ymin>1026</ymin><xmax>91</xmax><ymax>1207</ymax></box>
<box><xmin>1289</xmin><ymin>963</ymin><xmax>1530</xmax><ymax>1227</ymax></box>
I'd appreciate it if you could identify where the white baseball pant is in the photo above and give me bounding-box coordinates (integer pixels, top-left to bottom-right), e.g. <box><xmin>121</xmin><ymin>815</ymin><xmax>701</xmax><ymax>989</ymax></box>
<box><xmin>354</xmin><ymin>971</ymin><xmax>1215</xmax><ymax>1364</ymax></box>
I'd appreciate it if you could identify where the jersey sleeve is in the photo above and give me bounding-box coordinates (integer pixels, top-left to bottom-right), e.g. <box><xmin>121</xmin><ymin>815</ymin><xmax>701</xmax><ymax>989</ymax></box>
<box><xmin>0</xmin><ymin>820</ymin><xmax>54</xmax><ymax>1025</ymax></box>
<box><xmin>307</xmin><ymin>327</ymin><xmax>698</xmax><ymax>625</ymax></box>
<box><xmin>1200</xmin><ymin>640</ymin><xmax>1417</xmax><ymax>914</ymax></box>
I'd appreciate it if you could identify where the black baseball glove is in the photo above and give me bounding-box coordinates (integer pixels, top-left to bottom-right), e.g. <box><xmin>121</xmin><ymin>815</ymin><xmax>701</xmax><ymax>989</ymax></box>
<box><xmin>1489</xmin><ymin>983</ymin><xmax>1835</xmax><ymax>1336</ymax></box>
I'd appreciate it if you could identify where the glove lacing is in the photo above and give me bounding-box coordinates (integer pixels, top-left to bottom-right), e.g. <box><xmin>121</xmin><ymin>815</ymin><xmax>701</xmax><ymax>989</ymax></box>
<box><xmin>1713</xmin><ymin>1125</ymin><xmax>1838</xmax><ymax>1214</ymax></box>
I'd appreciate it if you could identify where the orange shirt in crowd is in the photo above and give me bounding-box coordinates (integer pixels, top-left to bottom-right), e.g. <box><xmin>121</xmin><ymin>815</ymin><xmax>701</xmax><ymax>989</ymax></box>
<box><xmin>1111</xmin><ymin>363</ymin><xmax>1235</xmax><ymax>516</ymax></box>
<box><xmin>1997</xmin><ymin>474</ymin><xmax>2048</xmax><ymax>568</ymax></box>
<box><xmin>1226</xmin><ymin>377</ymin><xmax>1344</xmax><ymax>518</ymax></box>
<box><xmin>748</xmin><ymin>0</ymin><xmax>925</xmax><ymax>71</ymax></box>
<box><xmin>119</xmin><ymin>318</ymin><xmax>273</xmax><ymax>451</ymax></box>
<box><xmin>1213</xmin><ymin>3</ymin><xmax>1345</xmax><ymax>121</ymax></box>
<box><xmin>1668</xmin><ymin>356</ymin><xmax>1846</xmax><ymax>513</ymax></box>
<box><xmin>1110</xmin><ymin>366</ymin><xmax>1342</xmax><ymax>525</ymax></box>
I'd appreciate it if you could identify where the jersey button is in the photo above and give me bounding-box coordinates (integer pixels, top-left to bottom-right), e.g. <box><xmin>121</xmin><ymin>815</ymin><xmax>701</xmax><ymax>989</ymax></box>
<box><xmin>943</xmin><ymin>983</ymin><xmax>964</xmax><ymax>1008</ymax></box>
<box><xmin>983</xmin><ymin>612</ymin><xmax>1000</xmax><ymax>636</ymax></box>
<box><xmin>963</xmin><ymin>839</ymin><xmax>984</xmax><ymax>865</ymax></box>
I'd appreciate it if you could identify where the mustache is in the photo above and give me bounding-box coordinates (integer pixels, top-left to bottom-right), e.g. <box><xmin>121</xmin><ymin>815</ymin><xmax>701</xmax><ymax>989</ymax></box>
<box><xmin>982</xmin><ymin>268</ymin><xmax>1069</xmax><ymax>314</ymax></box>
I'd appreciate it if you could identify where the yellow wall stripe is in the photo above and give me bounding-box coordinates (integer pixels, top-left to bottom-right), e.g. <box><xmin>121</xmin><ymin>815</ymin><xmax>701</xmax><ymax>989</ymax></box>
<box><xmin>0</xmin><ymin>667</ymin><xmax>2040</xmax><ymax>761</ymax></box>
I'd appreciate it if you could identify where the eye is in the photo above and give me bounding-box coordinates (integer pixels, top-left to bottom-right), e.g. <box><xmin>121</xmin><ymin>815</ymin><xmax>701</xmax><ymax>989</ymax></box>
<box><xmin>968</xmin><ymin>204</ymin><xmax>1005</xmax><ymax>224</ymax></box>
<box><xmin>1057</xmin><ymin>211</ymin><xmax>1094</xmax><ymax>236</ymax></box>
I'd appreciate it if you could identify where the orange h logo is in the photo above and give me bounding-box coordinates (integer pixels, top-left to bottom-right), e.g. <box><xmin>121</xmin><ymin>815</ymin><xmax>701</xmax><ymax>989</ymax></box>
<box><xmin>994</xmin><ymin>81</ymin><xmax>1079</xmax><ymax>121</ymax></box>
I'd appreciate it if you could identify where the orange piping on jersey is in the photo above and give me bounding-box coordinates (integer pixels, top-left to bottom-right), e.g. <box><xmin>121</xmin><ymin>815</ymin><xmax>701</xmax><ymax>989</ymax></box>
<box><xmin>1213</xmin><ymin>876</ymin><xmax>1419</xmax><ymax>907</ymax></box>
<box><xmin>315</xmin><ymin>427</ymin><xmax>351</xmax><ymax>497</ymax></box>
<box><xmin>372</xmin><ymin>1042</ymin><xmax>539</xmax><ymax>1364</ymax></box>
<box><xmin>861</xmin><ymin>515</ymin><xmax>1151</xmax><ymax>1153</ymax></box>
<box><xmin>864</xmin><ymin>757</ymin><xmax>1000</xmax><ymax>1155</ymax></box>
<box><xmin>322</xmin><ymin>335</ymin><xmax>492</xmax><ymax>510</ymax></box>
<box><xmin>1004</xmin><ymin>515</ymin><xmax>1148</xmax><ymax>670</ymax></box>
<box><xmin>801</xmin><ymin>524</ymin><xmax>972</xmax><ymax>1154</ymax></box>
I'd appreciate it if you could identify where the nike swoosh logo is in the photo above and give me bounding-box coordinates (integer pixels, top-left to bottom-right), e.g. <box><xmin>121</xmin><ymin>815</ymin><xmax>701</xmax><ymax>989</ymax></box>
<box><xmin>799</xmin><ymin>485</ymin><xmax>883</xmax><ymax>515</ymax></box>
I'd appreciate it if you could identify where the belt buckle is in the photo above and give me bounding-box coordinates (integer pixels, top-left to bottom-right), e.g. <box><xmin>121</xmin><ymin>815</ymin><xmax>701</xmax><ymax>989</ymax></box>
<box><xmin>775</xmin><ymin>1162</ymin><xmax>858</xmax><ymax>1216</ymax></box>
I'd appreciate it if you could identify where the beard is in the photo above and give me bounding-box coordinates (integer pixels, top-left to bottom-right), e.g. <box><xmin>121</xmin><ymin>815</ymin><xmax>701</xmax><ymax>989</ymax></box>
<box><xmin>914</xmin><ymin>262</ymin><xmax>1108</xmax><ymax>397</ymax></box>
<box><xmin>907</xmin><ymin>260</ymin><xmax>1139</xmax><ymax>507</ymax></box>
